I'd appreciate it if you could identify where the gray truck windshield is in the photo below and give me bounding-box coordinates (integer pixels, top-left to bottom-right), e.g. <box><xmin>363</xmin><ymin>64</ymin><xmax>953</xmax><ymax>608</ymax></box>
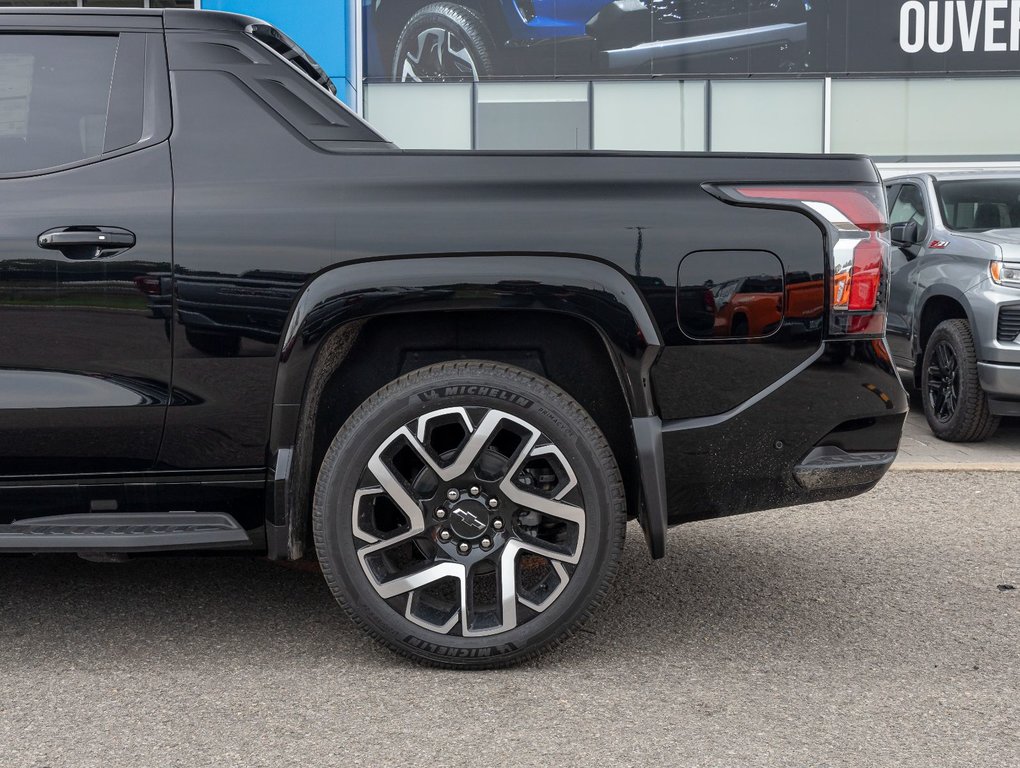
<box><xmin>937</xmin><ymin>179</ymin><xmax>1020</xmax><ymax>231</ymax></box>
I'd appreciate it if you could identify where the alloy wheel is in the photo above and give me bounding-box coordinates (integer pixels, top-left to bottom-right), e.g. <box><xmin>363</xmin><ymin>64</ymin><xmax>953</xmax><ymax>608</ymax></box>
<box><xmin>352</xmin><ymin>406</ymin><xmax>585</xmax><ymax>637</ymax></box>
<box><xmin>926</xmin><ymin>340</ymin><xmax>960</xmax><ymax>422</ymax></box>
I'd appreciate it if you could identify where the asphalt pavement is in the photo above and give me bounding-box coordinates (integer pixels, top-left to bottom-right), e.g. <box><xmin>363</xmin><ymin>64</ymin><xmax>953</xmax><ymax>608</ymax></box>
<box><xmin>1</xmin><ymin>471</ymin><xmax>1017</xmax><ymax>767</ymax></box>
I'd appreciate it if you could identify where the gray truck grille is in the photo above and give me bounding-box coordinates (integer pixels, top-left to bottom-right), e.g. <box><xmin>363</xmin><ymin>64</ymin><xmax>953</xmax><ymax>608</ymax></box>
<box><xmin>998</xmin><ymin>306</ymin><xmax>1020</xmax><ymax>342</ymax></box>
<box><xmin>649</xmin><ymin>0</ymin><xmax>776</xmax><ymax>25</ymax></box>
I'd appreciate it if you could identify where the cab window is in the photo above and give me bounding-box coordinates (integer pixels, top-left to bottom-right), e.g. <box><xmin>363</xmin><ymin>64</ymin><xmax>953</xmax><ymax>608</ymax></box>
<box><xmin>888</xmin><ymin>183</ymin><xmax>929</xmax><ymax>237</ymax></box>
<box><xmin>889</xmin><ymin>181</ymin><xmax>930</xmax><ymax>238</ymax></box>
<box><xmin>0</xmin><ymin>35</ymin><xmax>119</xmax><ymax>175</ymax></box>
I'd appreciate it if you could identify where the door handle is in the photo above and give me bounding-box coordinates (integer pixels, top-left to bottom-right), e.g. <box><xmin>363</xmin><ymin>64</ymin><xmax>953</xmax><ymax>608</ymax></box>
<box><xmin>37</xmin><ymin>226</ymin><xmax>136</xmax><ymax>259</ymax></box>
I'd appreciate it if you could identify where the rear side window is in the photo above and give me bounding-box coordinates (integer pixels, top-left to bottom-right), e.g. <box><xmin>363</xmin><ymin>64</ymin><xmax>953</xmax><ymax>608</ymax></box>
<box><xmin>0</xmin><ymin>34</ymin><xmax>119</xmax><ymax>174</ymax></box>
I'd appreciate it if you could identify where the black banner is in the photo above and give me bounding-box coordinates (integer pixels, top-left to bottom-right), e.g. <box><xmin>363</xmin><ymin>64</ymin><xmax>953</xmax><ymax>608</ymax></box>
<box><xmin>364</xmin><ymin>0</ymin><xmax>1020</xmax><ymax>82</ymax></box>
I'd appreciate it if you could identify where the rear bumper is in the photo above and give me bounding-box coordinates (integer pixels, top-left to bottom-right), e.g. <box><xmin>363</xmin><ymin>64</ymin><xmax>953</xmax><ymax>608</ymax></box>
<box><xmin>639</xmin><ymin>339</ymin><xmax>906</xmax><ymax>543</ymax></box>
<box><xmin>792</xmin><ymin>446</ymin><xmax>896</xmax><ymax>491</ymax></box>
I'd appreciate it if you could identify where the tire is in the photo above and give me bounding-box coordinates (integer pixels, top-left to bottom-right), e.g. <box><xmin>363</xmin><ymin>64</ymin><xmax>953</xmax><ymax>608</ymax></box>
<box><xmin>731</xmin><ymin>314</ymin><xmax>749</xmax><ymax>337</ymax></box>
<box><xmin>921</xmin><ymin>319</ymin><xmax>1000</xmax><ymax>442</ymax></box>
<box><xmin>391</xmin><ymin>3</ymin><xmax>495</xmax><ymax>82</ymax></box>
<box><xmin>313</xmin><ymin>361</ymin><xmax>625</xmax><ymax>668</ymax></box>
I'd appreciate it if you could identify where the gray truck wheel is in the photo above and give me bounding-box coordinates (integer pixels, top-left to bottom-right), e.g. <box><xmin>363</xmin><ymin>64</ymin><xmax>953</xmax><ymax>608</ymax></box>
<box><xmin>921</xmin><ymin>319</ymin><xmax>1000</xmax><ymax>442</ymax></box>
<box><xmin>392</xmin><ymin>3</ymin><xmax>495</xmax><ymax>82</ymax></box>
<box><xmin>312</xmin><ymin>361</ymin><xmax>625</xmax><ymax>668</ymax></box>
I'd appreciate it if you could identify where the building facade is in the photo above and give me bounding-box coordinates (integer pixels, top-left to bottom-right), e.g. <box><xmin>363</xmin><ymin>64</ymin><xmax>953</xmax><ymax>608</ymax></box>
<box><xmin>9</xmin><ymin>0</ymin><xmax>1020</xmax><ymax>172</ymax></box>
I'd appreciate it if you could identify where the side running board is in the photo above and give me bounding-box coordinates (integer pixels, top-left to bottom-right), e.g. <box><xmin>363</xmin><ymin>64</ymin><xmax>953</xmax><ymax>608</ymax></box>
<box><xmin>0</xmin><ymin>512</ymin><xmax>252</xmax><ymax>552</ymax></box>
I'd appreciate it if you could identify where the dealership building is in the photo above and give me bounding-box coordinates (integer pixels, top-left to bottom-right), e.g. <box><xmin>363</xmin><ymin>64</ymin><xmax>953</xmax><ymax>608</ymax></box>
<box><xmin>11</xmin><ymin>0</ymin><xmax>1020</xmax><ymax>172</ymax></box>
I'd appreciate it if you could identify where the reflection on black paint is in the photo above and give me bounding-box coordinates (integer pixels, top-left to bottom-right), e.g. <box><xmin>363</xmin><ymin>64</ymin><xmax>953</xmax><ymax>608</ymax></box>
<box><xmin>134</xmin><ymin>268</ymin><xmax>307</xmax><ymax>356</ymax></box>
<box><xmin>662</xmin><ymin>338</ymin><xmax>907</xmax><ymax>525</ymax></box>
<box><xmin>677</xmin><ymin>250</ymin><xmax>786</xmax><ymax>339</ymax></box>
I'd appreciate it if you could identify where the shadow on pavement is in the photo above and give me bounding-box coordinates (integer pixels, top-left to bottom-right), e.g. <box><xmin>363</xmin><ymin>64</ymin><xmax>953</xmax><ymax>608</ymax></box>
<box><xmin>0</xmin><ymin>505</ymin><xmax>984</xmax><ymax>672</ymax></box>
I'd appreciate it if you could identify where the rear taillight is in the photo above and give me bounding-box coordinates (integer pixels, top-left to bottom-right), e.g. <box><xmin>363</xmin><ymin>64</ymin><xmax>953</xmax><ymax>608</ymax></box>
<box><xmin>713</xmin><ymin>184</ymin><xmax>890</xmax><ymax>338</ymax></box>
<box><xmin>702</xmin><ymin>288</ymin><xmax>716</xmax><ymax>314</ymax></box>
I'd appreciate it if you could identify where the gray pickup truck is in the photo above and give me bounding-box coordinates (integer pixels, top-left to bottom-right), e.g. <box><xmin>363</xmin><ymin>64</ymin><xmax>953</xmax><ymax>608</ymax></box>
<box><xmin>885</xmin><ymin>172</ymin><xmax>1020</xmax><ymax>441</ymax></box>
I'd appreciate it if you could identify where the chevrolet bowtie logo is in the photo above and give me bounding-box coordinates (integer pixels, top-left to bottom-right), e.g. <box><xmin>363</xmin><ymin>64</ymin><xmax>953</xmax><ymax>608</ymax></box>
<box><xmin>451</xmin><ymin>507</ymin><xmax>486</xmax><ymax>531</ymax></box>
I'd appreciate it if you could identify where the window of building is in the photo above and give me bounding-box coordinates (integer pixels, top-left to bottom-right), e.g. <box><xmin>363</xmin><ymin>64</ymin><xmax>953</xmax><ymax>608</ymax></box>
<box><xmin>709</xmin><ymin>80</ymin><xmax>825</xmax><ymax>153</ymax></box>
<box><xmin>365</xmin><ymin>83</ymin><xmax>472</xmax><ymax>149</ymax></box>
<box><xmin>592</xmin><ymin>80</ymin><xmax>706</xmax><ymax>152</ymax></box>
<box><xmin>0</xmin><ymin>34</ymin><xmax>119</xmax><ymax>174</ymax></box>
<box><xmin>475</xmin><ymin>82</ymin><xmax>589</xmax><ymax>151</ymax></box>
<box><xmin>356</xmin><ymin>73</ymin><xmax>1020</xmax><ymax>165</ymax></box>
<box><xmin>831</xmin><ymin>78</ymin><xmax>1020</xmax><ymax>161</ymax></box>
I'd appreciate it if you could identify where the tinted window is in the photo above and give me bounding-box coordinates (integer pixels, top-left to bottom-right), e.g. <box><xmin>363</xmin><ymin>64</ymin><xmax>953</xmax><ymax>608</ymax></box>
<box><xmin>884</xmin><ymin>183</ymin><xmax>901</xmax><ymax>216</ymax></box>
<box><xmin>937</xmin><ymin>179</ymin><xmax>1020</xmax><ymax>231</ymax></box>
<box><xmin>0</xmin><ymin>35</ymin><xmax>118</xmax><ymax>174</ymax></box>
<box><xmin>888</xmin><ymin>183</ymin><xmax>928</xmax><ymax>235</ymax></box>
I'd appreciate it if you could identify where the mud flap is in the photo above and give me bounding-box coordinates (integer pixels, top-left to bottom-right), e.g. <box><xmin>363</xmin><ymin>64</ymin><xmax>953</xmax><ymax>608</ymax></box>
<box><xmin>631</xmin><ymin>415</ymin><xmax>668</xmax><ymax>559</ymax></box>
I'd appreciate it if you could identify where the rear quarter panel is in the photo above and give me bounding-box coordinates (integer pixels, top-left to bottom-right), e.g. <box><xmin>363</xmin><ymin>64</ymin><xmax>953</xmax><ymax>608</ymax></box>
<box><xmin>163</xmin><ymin>42</ymin><xmax>879</xmax><ymax>471</ymax></box>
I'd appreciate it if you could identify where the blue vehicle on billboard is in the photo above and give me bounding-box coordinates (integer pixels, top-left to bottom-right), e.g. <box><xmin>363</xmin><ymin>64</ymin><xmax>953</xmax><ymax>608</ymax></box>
<box><xmin>364</xmin><ymin>0</ymin><xmax>818</xmax><ymax>81</ymax></box>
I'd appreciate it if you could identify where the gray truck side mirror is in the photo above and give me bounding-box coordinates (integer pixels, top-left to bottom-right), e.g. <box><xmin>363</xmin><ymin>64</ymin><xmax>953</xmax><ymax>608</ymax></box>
<box><xmin>891</xmin><ymin>221</ymin><xmax>920</xmax><ymax>248</ymax></box>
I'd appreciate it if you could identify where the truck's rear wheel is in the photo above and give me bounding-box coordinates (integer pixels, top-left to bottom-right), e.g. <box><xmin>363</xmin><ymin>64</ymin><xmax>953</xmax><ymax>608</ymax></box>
<box><xmin>313</xmin><ymin>361</ymin><xmax>625</xmax><ymax>668</ymax></box>
<box><xmin>921</xmin><ymin>319</ymin><xmax>1000</xmax><ymax>442</ymax></box>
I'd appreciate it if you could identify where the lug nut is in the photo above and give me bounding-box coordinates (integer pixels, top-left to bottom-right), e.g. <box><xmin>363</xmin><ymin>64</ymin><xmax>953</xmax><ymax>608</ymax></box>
<box><xmin>469</xmin><ymin>486</ymin><xmax>480</xmax><ymax>496</ymax></box>
<box><xmin>488</xmin><ymin>498</ymin><xmax>499</xmax><ymax>509</ymax></box>
<box><xmin>435</xmin><ymin>509</ymin><xmax>447</xmax><ymax>519</ymax></box>
<box><xmin>480</xmin><ymin>538</ymin><xmax>492</xmax><ymax>550</ymax></box>
<box><xmin>492</xmin><ymin>519</ymin><xmax>504</xmax><ymax>531</ymax></box>
<box><xmin>439</xmin><ymin>530</ymin><xmax>451</xmax><ymax>541</ymax></box>
<box><xmin>446</xmin><ymin>489</ymin><xmax>459</xmax><ymax>501</ymax></box>
<box><xmin>458</xmin><ymin>542</ymin><xmax>470</xmax><ymax>554</ymax></box>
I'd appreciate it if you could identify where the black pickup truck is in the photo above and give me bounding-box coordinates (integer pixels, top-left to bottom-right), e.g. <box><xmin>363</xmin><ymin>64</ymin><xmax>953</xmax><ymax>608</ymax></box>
<box><xmin>0</xmin><ymin>8</ymin><xmax>906</xmax><ymax>667</ymax></box>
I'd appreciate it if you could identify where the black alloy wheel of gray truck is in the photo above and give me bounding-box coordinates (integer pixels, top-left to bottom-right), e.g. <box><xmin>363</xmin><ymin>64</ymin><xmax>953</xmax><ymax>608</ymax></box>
<box><xmin>313</xmin><ymin>361</ymin><xmax>625</xmax><ymax>667</ymax></box>
<box><xmin>392</xmin><ymin>2</ymin><xmax>496</xmax><ymax>82</ymax></box>
<box><xmin>921</xmin><ymin>318</ymin><xmax>1000</xmax><ymax>442</ymax></box>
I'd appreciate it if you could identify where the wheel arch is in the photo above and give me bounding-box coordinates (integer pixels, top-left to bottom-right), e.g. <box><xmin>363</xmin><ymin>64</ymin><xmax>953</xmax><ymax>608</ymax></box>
<box><xmin>729</xmin><ymin>308</ymin><xmax>749</xmax><ymax>328</ymax></box>
<box><xmin>265</xmin><ymin>254</ymin><xmax>663</xmax><ymax>561</ymax></box>
<box><xmin>914</xmin><ymin>287</ymin><xmax>975</xmax><ymax>386</ymax></box>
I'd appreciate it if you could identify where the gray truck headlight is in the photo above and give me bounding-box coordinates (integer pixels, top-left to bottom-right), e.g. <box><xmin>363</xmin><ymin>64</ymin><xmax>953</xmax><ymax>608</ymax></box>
<box><xmin>990</xmin><ymin>261</ymin><xmax>1020</xmax><ymax>287</ymax></box>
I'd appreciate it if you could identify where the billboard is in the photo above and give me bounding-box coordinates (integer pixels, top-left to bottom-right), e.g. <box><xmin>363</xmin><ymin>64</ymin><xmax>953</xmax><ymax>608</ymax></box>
<box><xmin>363</xmin><ymin>0</ymin><xmax>1020</xmax><ymax>82</ymax></box>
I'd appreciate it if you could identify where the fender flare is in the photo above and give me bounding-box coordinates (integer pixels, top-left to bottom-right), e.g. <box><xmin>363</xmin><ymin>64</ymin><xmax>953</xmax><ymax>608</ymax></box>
<box><xmin>264</xmin><ymin>253</ymin><xmax>665</xmax><ymax>559</ymax></box>
<box><xmin>912</xmin><ymin>284</ymin><xmax>978</xmax><ymax>360</ymax></box>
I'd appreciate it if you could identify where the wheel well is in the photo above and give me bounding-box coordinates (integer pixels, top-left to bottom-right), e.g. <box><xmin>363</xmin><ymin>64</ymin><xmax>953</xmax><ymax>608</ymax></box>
<box><xmin>916</xmin><ymin>296</ymin><xmax>969</xmax><ymax>386</ymax></box>
<box><xmin>290</xmin><ymin>310</ymin><xmax>640</xmax><ymax>557</ymax></box>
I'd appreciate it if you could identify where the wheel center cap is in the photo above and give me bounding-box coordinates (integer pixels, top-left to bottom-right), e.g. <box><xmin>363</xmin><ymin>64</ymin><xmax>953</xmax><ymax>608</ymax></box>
<box><xmin>447</xmin><ymin>499</ymin><xmax>490</xmax><ymax>540</ymax></box>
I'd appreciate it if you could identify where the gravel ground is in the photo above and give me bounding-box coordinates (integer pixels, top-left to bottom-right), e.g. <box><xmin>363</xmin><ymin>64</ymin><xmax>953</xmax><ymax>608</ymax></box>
<box><xmin>0</xmin><ymin>471</ymin><xmax>1017</xmax><ymax>767</ymax></box>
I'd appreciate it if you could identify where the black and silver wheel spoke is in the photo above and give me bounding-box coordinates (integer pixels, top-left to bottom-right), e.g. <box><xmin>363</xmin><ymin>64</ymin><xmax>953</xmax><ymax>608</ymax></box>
<box><xmin>351</xmin><ymin>406</ymin><xmax>584</xmax><ymax>637</ymax></box>
<box><xmin>927</xmin><ymin>341</ymin><xmax>960</xmax><ymax>423</ymax></box>
<box><xmin>400</xmin><ymin>27</ymin><xmax>479</xmax><ymax>82</ymax></box>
